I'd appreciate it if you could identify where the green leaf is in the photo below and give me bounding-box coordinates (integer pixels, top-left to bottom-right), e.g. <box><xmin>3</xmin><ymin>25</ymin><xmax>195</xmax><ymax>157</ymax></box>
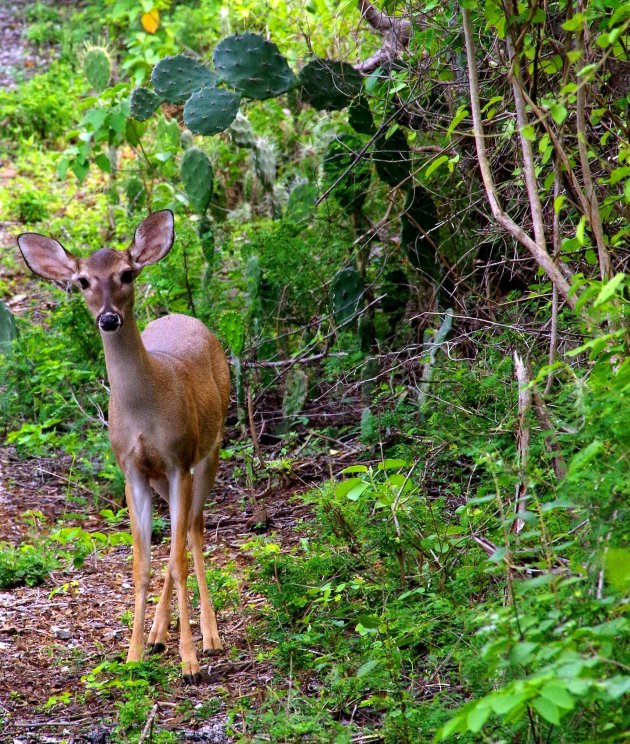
<box><xmin>467</xmin><ymin>701</ymin><xmax>491</xmax><ymax>732</ymax></box>
<box><xmin>540</xmin><ymin>682</ymin><xmax>574</xmax><ymax>711</ymax></box>
<box><xmin>604</xmin><ymin>549</ymin><xmax>630</xmax><ymax>593</ymax></box>
<box><xmin>94</xmin><ymin>153</ymin><xmax>111</xmax><ymax>173</ymax></box>
<box><xmin>346</xmin><ymin>482</ymin><xmax>370</xmax><ymax>501</ymax></box>
<box><xmin>447</xmin><ymin>106</ymin><xmax>469</xmax><ymax>138</ymax></box>
<box><xmin>356</xmin><ymin>659</ymin><xmax>379</xmax><ymax>678</ymax></box>
<box><xmin>562</xmin><ymin>13</ymin><xmax>586</xmax><ymax>31</ymax></box>
<box><xmin>550</xmin><ymin>103</ymin><xmax>568</xmax><ymax>125</ymax></box>
<box><xmin>533</xmin><ymin>696</ymin><xmax>560</xmax><ymax>725</ymax></box>
<box><xmin>378</xmin><ymin>459</ymin><xmax>408</xmax><ymax>470</ymax></box>
<box><xmin>566</xmin><ymin>439</ymin><xmax>603</xmax><ymax>477</ymax></box>
<box><xmin>521</xmin><ymin>124</ymin><xmax>536</xmax><ymax>141</ymax></box>
<box><xmin>339</xmin><ymin>465</ymin><xmax>369</xmax><ymax>474</ymax></box>
<box><xmin>424</xmin><ymin>155</ymin><xmax>449</xmax><ymax>178</ymax></box>
<box><xmin>593</xmin><ymin>272</ymin><xmax>625</xmax><ymax>308</ymax></box>
<box><xmin>335</xmin><ymin>477</ymin><xmax>364</xmax><ymax>499</ymax></box>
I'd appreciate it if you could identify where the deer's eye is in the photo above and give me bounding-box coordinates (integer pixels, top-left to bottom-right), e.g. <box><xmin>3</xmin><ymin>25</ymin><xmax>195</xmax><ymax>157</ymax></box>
<box><xmin>78</xmin><ymin>277</ymin><xmax>90</xmax><ymax>290</ymax></box>
<box><xmin>120</xmin><ymin>270</ymin><xmax>133</xmax><ymax>284</ymax></box>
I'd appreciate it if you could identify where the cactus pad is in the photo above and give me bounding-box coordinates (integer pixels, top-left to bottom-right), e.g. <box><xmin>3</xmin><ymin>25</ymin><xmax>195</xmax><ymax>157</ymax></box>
<box><xmin>349</xmin><ymin>95</ymin><xmax>375</xmax><ymax>135</ymax></box>
<box><xmin>219</xmin><ymin>310</ymin><xmax>245</xmax><ymax>356</ymax></box>
<box><xmin>83</xmin><ymin>46</ymin><xmax>111</xmax><ymax>92</ymax></box>
<box><xmin>372</xmin><ymin>128</ymin><xmax>411</xmax><ymax>186</ymax></box>
<box><xmin>323</xmin><ymin>135</ymin><xmax>371</xmax><ymax>212</ymax></box>
<box><xmin>0</xmin><ymin>300</ymin><xmax>18</xmax><ymax>354</ymax></box>
<box><xmin>380</xmin><ymin>268</ymin><xmax>410</xmax><ymax>333</ymax></box>
<box><xmin>198</xmin><ymin>216</ymin><xmax>215</xmax><ymax>268</ymax></box>
<box><xmin>213</xmin><ymin>33</ymin><xmax>296</xmax><ymax>100</ymax></box>
<box><xmin>181</xmin><ymin>148</ymin><xmax>214</xmax><ymax>214</ymax></box>
<box><xmin>401</xmin><ymin>186</ymin><xmax>440</xmax><ymax>279</ymax></box>
<box><xmin>331</xmin><ymin>267</ymin><xmax>365</xmax><ymax>326</ymax></box>
<box><xmin>285</xmin><ymin>182</ymin><xmax>317</xmax><ymax>223</ymax></box>
<box><xmin>183</xmin><ymin>87</ymin><xmax>241</xmax><ymax>135</ymax></box>
<box><xmin>299</xmin><ymin>59</ymin><xmax>362</xmax><ymax>110</ymax></box>
<box><xmin>150</xmin><ymin>55</ymin><xmax>215</xmax><ymax>104</ymax></box>
<box><xmin>253</xmin><ymin>138</ymin><xmax>276</xmax><ymax>191</ymax></box>
<box><xmin>228</xmin><ymin>112</ymin><xmax>256</xmax><ymax>149</ymax></box>
<box><xmin>282</xmin><ymin>368</ymin><xmax>308</xmax><ymax>421</ymax></box>
<box><xmin>129</xmin><ymin>87</ymin><xmax>162</xmax><ymax>121</ymax></box>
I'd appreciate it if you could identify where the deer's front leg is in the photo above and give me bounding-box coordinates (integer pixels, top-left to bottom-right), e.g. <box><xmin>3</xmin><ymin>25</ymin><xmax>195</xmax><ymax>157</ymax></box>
<box><xmin>168</xmin><ymin>469</ymin><xmax>200</xmax><ymax>683</ymax></box>
<box><xmin>124</xmin><ymin>472</ymin><xmax>153</xmax><ymax>662</ymax></box>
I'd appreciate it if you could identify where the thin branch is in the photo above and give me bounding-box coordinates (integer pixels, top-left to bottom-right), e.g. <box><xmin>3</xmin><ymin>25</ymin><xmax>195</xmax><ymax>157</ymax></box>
<box><xmin>512</xmin><ymin>351</ymin><xmax>531</xmax><ymax>535</ymax></box>
<box><xmin>461</xmin><ymin>8</ymin><xmax>577</xmax><ymax>309</ymax></box>
<box><xmin>575</xmin><ymin>0</ymin><xmax>612</xmax><ymax>280</ymax></box>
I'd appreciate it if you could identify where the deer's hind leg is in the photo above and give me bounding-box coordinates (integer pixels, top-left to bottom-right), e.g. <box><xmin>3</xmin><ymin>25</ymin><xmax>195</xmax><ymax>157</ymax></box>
<box><xmin>147</xmin><ymin>476</ymin><xmax>173</xmax><ymax>654</ymax></box>
<box><xmin>190</xmin><ymin>445</ymin><xmax>223</xmax><ymax>655</ymax></box>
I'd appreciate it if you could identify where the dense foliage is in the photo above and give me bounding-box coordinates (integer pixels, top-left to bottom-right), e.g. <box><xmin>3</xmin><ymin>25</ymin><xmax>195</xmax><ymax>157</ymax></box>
<box><xmin>0</xmin><ymin>0</ymin><xmax>628</xmax><ymax>741</ymax></box>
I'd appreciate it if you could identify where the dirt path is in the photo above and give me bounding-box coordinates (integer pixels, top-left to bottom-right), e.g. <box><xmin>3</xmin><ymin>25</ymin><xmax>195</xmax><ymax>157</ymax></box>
<box><xmin>0</xmin><ymin>433</ymin><xmax>316</xmax><ymax>742</ymax></box>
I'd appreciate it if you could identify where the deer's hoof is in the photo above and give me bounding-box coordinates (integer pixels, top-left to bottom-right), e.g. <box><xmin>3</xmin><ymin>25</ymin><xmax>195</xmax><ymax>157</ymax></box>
<box><xmin>183</xmin><ymin>671</ymin><xmax>202</xmax><ymax>685</ymax></box>
<box><xmin>202</xmin><ymin>646</ymin><xmax>222</xmax><ymax>658</ymax></box>
<box><xmin>147</xmin><ymin>642</ymin><xmax>166</xmax><ymax>655</ymax></box>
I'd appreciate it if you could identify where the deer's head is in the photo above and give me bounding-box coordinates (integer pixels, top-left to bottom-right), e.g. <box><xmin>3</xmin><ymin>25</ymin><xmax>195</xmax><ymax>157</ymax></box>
<box><xmin>17</xmin><ymin>211</ymin><xmax>174</xmax><ymax>333</ymax></box>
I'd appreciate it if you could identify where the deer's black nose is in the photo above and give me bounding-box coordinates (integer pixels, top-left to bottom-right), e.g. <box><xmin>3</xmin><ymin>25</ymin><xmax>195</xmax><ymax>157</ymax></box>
<box><xmin>98</xmin><ymin>312</ymin><xmax>123</xmax><ymax>332</ymax></box>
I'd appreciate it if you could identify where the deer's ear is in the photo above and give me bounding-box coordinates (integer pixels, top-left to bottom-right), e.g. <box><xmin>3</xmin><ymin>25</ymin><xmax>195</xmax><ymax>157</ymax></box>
<box><xmin>17</xmin><ymin>233</ymin><xmax>79</xmax><ymax>281</ymax></box>
<box><xmin>129</xmin><ymin>210</ymin><xmax>174</xmax><ymax>268</ymax></box>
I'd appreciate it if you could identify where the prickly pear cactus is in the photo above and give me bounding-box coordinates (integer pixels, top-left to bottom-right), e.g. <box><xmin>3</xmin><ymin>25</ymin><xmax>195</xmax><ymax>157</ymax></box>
<box><xmin>125</xmin><ymin>176</ymin><xmax>146</xmax><ymax>215</ymax></box>
<box><xmin>83</xmin><ymin>45</ymin><xmax>112</xmax><ymax>92</ymax></box>
<box><xmin>323</xmin><ymin>135</ymin><xmax>371</xmax><ymax>212</ymax></box>
<box><xmin>129</xmin><ymin>87</ymin><xmax>162</xmax><ymax>121</ymax></box>
<box><xmin>380</xmin><ymin>268</ymin><xmax>410</xmax><ymax>334</ymax></box>
<box><xmin>360</xmin><ymin>406</ymin><xmax>377</xmax><ymax>444</ymax></box>
<box><xmin>331</xmin><ymin>267</ymin><xmax>365</xmax><ymax>327</ymax></box>
<box><xmin>198</xmin><ymin>216</ymin><xmax>215</xmax><ymax>268</ymax></box>
<box><xmin>180</xmin><ymin>131</ymin><xmax>194</xmax><ymax>150</ymax></box>
<box><xmin>213</xmin><ymin>33</ymin><xmax>296</xmax><ymax>100</ymax></box>
<box><xmin>180</xmin><ymin>147</ymin><xmax>214</xmax><ymax>214</ymax></box>
<box><xmin>372</xmin><ymin>128</ymin><xmax>411</xmax><ymax>186</ymax></box>
<box><xmin>228</xmin><ymin>112</ymin><xmax>256</xmax><ymax>149</ymax></box>
<box><xmin>299</xmin><ymin>59</ymin><xmax>362</xmax><ymax>110</ymax></box>
<box><xmin>285</xmin><ymin>182</ymin><xmax>317</xmax><ymax>223</ymax></box>
<box><xmin>348</xmin><ymin>95</ymin><xmax>375</xmax><ymax>135</ymax></box>
<box><xmin>401</xmin><ymin>186</ymin><xmax>440</xmax><ymax>280</ymax></box>
<box><xmin>183</xmin><ymin>87</ymin><xmax>241</xmax><ymax>136</ymax></box>
<box><xmin>0</xmin><ymin>300</ymin><xmax>18</xmax><ymax>354</ymax></box>
<box><xmin>253</xmin><ymin>138</ymin><xmax>276</xmax><ymax>191</ymax></box>
<box><xmin>282</xmin><ymin>368</ymin><xmax>308</xmax><ymax>421</ymax></box>
<box><xmin>150</xmin><ymin>55</ymin><xmax>215</xmax><ymax>104</ymax></box>
<box><xmin>219</xmin><ymin>310</ymin><xmax>245</xmax><ymax>356</ymax></box>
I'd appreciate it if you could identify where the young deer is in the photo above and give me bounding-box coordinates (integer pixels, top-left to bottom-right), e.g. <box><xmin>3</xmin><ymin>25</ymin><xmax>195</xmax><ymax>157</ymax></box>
<box><xmin>17</xmin><ymin>211</ymin><xmax>230</xmax><ymax>683</ymax></box>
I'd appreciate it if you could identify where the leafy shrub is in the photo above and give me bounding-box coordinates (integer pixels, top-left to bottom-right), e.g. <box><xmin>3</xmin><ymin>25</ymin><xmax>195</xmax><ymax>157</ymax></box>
<box><xmin>0</xmin><ymin>542</ymin><xmax>57</xmax><ymax>589</ymax></box>
<box><xmin>0</xmin><ymin>64</ymin><xmax>78</xmax><ymax>141</ymax></box>
<box><xmin>8</xmin><ymin>186</ymin><xmax>50</xmax><ymax>223</ymax></box>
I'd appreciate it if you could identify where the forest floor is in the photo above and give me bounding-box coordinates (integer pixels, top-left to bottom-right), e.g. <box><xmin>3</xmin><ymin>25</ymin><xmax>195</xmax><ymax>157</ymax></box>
<box><xmin>0</xmin><ymin>429</ymin><xmax>317</xmax><ymax>744</ymax></box>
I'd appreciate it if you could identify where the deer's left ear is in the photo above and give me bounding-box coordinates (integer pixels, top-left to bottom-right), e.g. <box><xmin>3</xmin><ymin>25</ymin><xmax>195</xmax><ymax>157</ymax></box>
<box><xmin>130</xmin><ymin>210</ymin><xmax>174</xmax><ymax>268</ymax></box>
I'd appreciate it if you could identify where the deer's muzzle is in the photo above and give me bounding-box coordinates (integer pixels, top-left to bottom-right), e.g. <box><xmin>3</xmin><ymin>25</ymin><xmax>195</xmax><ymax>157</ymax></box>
<box><xmin>98</xmin><ymin>312</ymin><xmax>123</xmax><ymax>332</ymax></box>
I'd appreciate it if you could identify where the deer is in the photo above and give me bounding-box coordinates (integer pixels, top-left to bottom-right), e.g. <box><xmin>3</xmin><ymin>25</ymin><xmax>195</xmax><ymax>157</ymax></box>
<box><xmin>17</xmin><ymin>210</ymin><xmax>230</xmax><ymax>684</ymax></box>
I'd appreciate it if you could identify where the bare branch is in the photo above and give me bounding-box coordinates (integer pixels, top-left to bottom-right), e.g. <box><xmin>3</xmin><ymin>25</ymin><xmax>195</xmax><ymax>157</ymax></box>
<box><xmin>356</xmin><ymin>0</ymin><xmax>412</xmax><ymax>74</ymax></box>
<box><xmin>461</xmin><ymin>8</ymin><xmax>577</xmax><ymax>309</ymax></box>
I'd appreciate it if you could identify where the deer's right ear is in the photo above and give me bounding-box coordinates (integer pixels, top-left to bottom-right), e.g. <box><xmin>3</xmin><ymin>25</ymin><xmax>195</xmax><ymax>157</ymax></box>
<box><xmin>17</xmin><ymin>233</ymin><xmax>79</xmax><ymax>281</ymax></box>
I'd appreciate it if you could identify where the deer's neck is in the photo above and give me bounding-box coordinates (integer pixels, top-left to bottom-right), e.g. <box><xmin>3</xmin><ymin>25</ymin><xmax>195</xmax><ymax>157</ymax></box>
<box><xmin>101</xmin><ymin>316</ymin><xmax>154</xmax><ymax>404</ymax></box>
